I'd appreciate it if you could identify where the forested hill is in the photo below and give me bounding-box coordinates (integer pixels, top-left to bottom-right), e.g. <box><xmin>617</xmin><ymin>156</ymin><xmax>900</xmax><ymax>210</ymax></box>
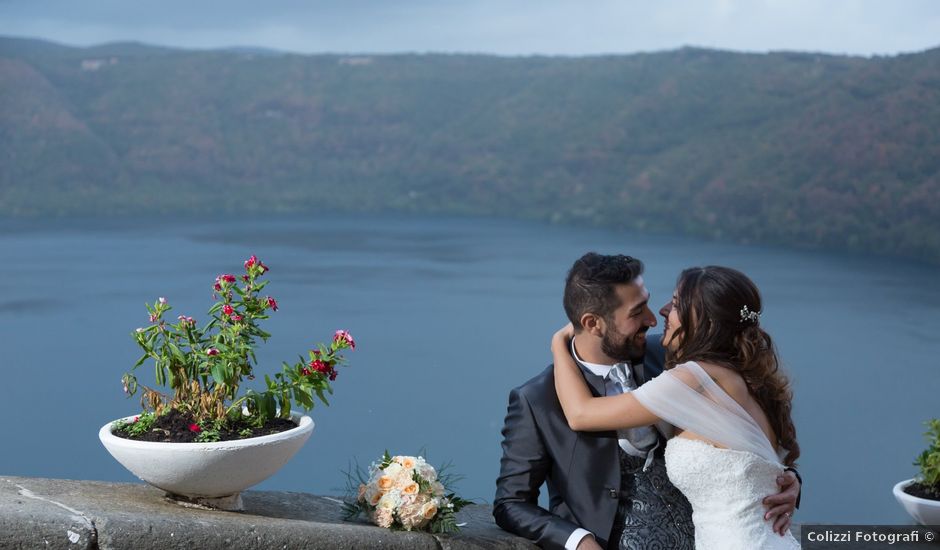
<box><xmin>2</xmin><ymin>37</ymin><xmax>939</xmax><ymax>263</ymax></box>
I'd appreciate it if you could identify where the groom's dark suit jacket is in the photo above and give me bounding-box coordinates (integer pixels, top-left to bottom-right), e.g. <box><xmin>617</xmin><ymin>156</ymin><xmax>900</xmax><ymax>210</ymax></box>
<box><xmin>493</xmin><ymin>336</ymin><xmax>668</xmax><ymax>550</ymax></box>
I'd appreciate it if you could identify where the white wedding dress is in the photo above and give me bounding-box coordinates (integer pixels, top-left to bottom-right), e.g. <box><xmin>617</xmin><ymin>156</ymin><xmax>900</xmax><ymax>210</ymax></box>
<box><xmin>632</xmin><ymin>361</ymin><xmax>800</xmax><ymax>550</ymax></box>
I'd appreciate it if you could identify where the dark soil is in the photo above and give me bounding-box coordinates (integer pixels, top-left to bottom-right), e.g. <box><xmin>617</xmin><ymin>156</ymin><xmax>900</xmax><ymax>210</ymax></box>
<box><xmin>904</xmin><ymin>481</ymin><xmax>940</xmax><ymax>501</ymax></box>
<box><xmin>113</xmin><ymin>409</ymin><xmax>297</xmax><ymax>443</ymax></box>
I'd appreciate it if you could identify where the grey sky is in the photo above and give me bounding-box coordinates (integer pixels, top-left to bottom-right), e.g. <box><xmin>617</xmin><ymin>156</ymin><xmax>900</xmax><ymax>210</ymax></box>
<box><xmin>1</xmin><ymin>0</ymin><xmax>938</xmax><ymax>56</ymax></box>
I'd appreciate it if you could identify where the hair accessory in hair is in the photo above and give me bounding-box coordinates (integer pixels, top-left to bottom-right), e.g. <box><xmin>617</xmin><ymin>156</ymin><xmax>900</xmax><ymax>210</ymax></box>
<box><xmin>739</xmin><ymin>305</ymin><xmax>761</xmax><ymax>324</ymax></box>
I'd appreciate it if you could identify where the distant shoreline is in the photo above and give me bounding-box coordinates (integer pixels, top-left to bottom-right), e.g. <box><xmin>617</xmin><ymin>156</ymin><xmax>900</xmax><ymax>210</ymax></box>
<box><xmin>4</xmin><ymin>35</ymin><xmax>939</xmax><ymax>265</ymax></box>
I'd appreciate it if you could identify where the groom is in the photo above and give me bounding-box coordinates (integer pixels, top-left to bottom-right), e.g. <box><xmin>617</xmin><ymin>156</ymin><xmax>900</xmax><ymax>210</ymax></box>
<box><xmin>493</xmin><ymin>252</ymin><xmax>800</xmax><ymax>550</ymax></box>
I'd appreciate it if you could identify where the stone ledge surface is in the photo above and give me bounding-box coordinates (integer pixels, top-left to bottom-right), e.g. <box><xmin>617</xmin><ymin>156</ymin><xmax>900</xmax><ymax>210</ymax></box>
<box><xmin>12</xmin><ymin>476</ymin><xmax>922</xmax><ymax>549</ymax></box>
<box><xmin>0</xmin><ymin>476</ymin><xmax>537</xmax><ymax>550</ymax></box>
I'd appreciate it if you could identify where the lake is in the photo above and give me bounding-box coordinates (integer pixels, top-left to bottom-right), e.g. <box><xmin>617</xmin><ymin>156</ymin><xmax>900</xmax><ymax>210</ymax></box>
<box><xmin>1</xmin><ymin>215</ymin><xmax>937</xmax><ymax>524</ymax></box>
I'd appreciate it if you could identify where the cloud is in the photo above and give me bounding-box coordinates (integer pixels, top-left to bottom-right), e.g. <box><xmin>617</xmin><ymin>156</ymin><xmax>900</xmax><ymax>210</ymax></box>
<box><xmin>0</xmin><ymin>0</ymin><xmax>937</xmax><ymax>56</ymax></box>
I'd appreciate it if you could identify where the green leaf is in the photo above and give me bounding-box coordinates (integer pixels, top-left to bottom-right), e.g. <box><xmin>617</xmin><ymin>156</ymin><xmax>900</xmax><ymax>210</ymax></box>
<box><xmin>210</xmin><ymin>362</ymin><xmax>227</xmax><ymax>384</ymax></box>
<box><xmin>263</xmin><ymin>393</ymin><xmax>277</xmax><ymax>419</ymax></box>
<box><xmin>315</xmin><ymin>388</ymin><xmax>330</xmax><ymax>406</ymax></box>
<box><xmin>167</xmin><ymin>341</ymin><xmax>185</xmax><ymax>363</ymax></box>
<box><xmin>295</xmin><ymin>389</ymin><xmax>314</xmax><ymax>409</ymax></box>
<box><xmin>155</xmin><ymin>361</ymin><xmax>166</xmax><ymax>386</ymax></box>
<box><xmin>341</xmin><ymin>502</ymin><xmax>363</xmax><ymax>521</ymax></box>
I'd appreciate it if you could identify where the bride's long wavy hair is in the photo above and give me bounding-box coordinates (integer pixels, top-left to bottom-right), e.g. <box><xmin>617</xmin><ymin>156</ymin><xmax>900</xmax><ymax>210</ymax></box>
<box><xmin>665</xmin><ymin>266</ymin><xmax>799</xmax><ymax>467</ymax></box>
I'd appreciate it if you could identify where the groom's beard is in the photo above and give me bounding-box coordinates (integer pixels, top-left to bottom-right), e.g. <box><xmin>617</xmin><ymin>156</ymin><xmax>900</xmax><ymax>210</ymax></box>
<box><xmin>601</xmin><ymin>326</ymin><xmax>647</xmax><ymax>363</ymax></box>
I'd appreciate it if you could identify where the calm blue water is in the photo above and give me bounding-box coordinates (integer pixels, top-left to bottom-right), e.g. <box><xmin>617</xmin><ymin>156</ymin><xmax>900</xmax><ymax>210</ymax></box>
<box><xmin>1</xmin><ymin>215</ymin><xmax>937</xmax><ymax>524</ymax></box>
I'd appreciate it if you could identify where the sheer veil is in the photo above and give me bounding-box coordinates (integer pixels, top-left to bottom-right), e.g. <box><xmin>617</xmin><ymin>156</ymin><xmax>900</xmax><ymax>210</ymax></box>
<box><xmin>632</xmin><ymin>361</ymin><xmax>783</xmax><ymax>465</ymax></box>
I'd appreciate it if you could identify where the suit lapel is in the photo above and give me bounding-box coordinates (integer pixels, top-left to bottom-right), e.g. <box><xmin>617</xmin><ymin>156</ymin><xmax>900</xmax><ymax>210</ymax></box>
<box><xmin>574</xmin><ymin>368</ymin><xmax>619</xmax><ymax>441</ymax></box>
<box><xmin>630</xmin><ymin>362</ymin><xmax>646</xmax><ymax>385</ymax></box>
<box><xmin>581</xmin><ymin>368</ymin><xmax>607</xmax><ymax>397</ymax></box>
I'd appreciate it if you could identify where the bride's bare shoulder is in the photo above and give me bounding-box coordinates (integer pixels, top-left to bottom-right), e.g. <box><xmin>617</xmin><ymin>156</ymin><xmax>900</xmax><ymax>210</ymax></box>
<box><xmin>694</xmin><ymin>361</ymin><xmax>749</xmax><ymax>398</ymax></box>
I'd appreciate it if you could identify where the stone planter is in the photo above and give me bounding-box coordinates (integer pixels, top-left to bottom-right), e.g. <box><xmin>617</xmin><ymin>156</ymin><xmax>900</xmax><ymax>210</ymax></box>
<box><xmin>99</xmin><ymin>412</ymin><xmax>314</xmax><ymax>511</ymax></box>
<box><xmin>893</xmin><ymin>478</ymin><xmax>940</xmax><ymax>526</ymax></box>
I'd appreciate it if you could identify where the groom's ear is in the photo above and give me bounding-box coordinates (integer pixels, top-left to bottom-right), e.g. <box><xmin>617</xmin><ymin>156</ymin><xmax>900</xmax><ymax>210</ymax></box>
<box><xmin>580</xmin><ymin>313</ymin><xmax>605</xmax><ymax>337</ymax></box>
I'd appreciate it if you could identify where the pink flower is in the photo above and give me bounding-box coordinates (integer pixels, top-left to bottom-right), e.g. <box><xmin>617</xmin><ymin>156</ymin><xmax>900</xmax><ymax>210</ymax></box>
<box><xmin>244</xmin><ymin>256</ymin><xmax>268</xmax><ymax>273</ymax></box>
<box><xmin>188</xmin><ymin>423</ymin><xmax>201</xmax><ymax>433</ymax></box>
<box><xmin>149</xmin><ymin>313</ymin><xmax>158</xmax><ymax>323</ymax></box>
<box><xmin>177</xmin><ymin>315</ymin><xmax>195</xmax><ymax>326</ymax></box>
<box><xmin>242</xmin><ymin>275</ymin><xmax>250</xmax><ymax>282</ymax></box>
<box><xmin>267</xmin><ymin>296</ymin><xmax>278</xmax><ymax>311</ymax></box>
<box><xmin>216</xmin><ymin>274</ymin><xmax>236</xmax><ymax>288</ymax></box>
<box><xmin>333</xmin><ymin>330</ymin><xmax>356</xmax><ymax>350</ymax></box>
<box><xmin>158</xmin><ymin>297</ymin><xmax>167</xmax><ymax>305</ymax></box>
<box><xmin>374</xmin><ymin>508</ymin><xmax>393</xmax><ymax>529</ymax></box>
<box><xmin>133</xmin><ymin>416</ymin><xmax>139</xmax><ymax>423</ymax></box>
<box><xmin>206</xmin><ymin>348</ymin><xmax>220</xmax><ymax>356</ymax></box>
<box><xmin>222</xmin><ymin>304</ymin><xmax>234</xmax><ymax>316</ymax></box>
<box><xmin>309</xmin><ymin>358</ymin><xmax>338</xmax><ymax>380</ymax></box>
<box><xmin>231</xmin><ymin>314</ymin><xmax>243</xmax><ymax>322</ymax></box>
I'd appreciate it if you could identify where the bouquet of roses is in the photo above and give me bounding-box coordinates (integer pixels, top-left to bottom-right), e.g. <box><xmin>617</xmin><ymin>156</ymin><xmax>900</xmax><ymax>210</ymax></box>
<box><xmin>343</xmin><ymin>451</ymin><xmax>471</xmax><ymax>533</ymax></box>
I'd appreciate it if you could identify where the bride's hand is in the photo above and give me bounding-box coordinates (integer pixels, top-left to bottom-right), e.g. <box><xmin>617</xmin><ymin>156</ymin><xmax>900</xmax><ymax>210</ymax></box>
<box><xmin>551</xmin><ymin>323</ymin><xmax>575</xmax><ymax>352</ymax></box>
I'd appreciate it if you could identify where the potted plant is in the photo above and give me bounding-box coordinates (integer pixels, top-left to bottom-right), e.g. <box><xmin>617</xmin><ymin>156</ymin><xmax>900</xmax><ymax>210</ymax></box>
<box><xmin>893</xmin><ymin>419</ymin><xmax>940</xmax><ymax>525</ymax></box>
<box><xmin>99</xmin><ymin>255</ymin><xmax>355</xmax><ymax>510</ymax></box>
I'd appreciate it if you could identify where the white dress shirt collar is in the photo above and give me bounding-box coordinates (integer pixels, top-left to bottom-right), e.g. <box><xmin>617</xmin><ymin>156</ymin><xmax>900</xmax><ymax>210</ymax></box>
<box><xmin>570</xmin><ymin>336</ymin><xmax>630</xmax><ymax>378</ymax></box>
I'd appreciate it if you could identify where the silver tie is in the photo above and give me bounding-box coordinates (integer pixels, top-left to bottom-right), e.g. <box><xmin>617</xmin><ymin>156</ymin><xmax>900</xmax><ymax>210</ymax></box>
<box><xmin>608</xmin><ymin>363</ymin><xmax>659</xmax><ymax>457</ymax></box>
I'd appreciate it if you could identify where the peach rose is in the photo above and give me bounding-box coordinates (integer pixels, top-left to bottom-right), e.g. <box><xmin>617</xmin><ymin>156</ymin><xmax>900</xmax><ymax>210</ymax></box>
<box><xmin>422</xmin><ymin>500</ymin><xmax>438</xmax><ymax>520</ymax></box>
<box><xmin>369</xmin><ymin>490</ymin><xmax>383</xmax><ymax>506</ymax></box>
<box><xmin>402</xmin><ymin>481</ymin><xmax>419</xmax><ymax>495</ymax></box>
<box><xmin>377</xmin><ymin>475</ymin><xmax>394</xmax><ymax>491</ymax></box>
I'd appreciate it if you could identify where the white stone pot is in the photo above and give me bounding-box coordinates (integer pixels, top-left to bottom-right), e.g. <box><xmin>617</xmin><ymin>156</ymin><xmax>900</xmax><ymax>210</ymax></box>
<box><xmin>99</xmin><ymin>412</ymin><xmax>314</xmax><ymax>510</ymax></box>
<box><xmin>893</xmin><ymin>478</ymin><xmax>940</xmax><ymax>526</ymax></box>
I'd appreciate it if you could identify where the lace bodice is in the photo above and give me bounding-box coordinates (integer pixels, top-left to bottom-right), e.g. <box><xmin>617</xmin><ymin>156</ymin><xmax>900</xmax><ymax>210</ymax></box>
<box><xmin>665</xmin><ymin>438</ymin><xmax>799</xmax><ymax>550</ymax></box>
<box><xmin>630</xmin><ymin>362</ymin><xmax>800</xmax><ymax>549</ymax></box>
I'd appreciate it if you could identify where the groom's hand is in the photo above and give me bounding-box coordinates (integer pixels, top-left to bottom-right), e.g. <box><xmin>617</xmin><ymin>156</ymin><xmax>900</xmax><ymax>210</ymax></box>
<box><xmin>763</xmin><ymin>470</ymin><xmax>800</xmax><ymax>535</ymax></box>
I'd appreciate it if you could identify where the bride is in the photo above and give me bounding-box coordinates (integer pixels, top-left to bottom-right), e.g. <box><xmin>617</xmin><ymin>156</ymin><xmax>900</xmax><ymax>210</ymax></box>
<box><xmin>553</xmin><ymin>266</ymin><xmax>800</xmax><ymax>550</ymax></box>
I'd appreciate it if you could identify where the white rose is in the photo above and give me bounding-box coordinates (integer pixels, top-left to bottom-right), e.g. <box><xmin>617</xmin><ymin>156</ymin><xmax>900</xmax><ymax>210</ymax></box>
<box><xmin>383</xmin><ymin>462</ymin><xmax>403</xmax><ymax>478</ymax></box>
<box><xmin>418</xmin><ymin>464</ymin><xmax>437</xmax><ymax>482</ymax></box>
<box><xmin>377</xmin><ymin>492</ymin><xmax>399</xmax><ymax>511</ymax></box>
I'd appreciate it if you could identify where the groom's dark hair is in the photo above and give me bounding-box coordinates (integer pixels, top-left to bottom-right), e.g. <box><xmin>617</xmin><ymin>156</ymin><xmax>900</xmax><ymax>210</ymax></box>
<box><xmin>563</xmin><ymin>252</ymin><xmax>644</xmax><ymax>330</ymax></box>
